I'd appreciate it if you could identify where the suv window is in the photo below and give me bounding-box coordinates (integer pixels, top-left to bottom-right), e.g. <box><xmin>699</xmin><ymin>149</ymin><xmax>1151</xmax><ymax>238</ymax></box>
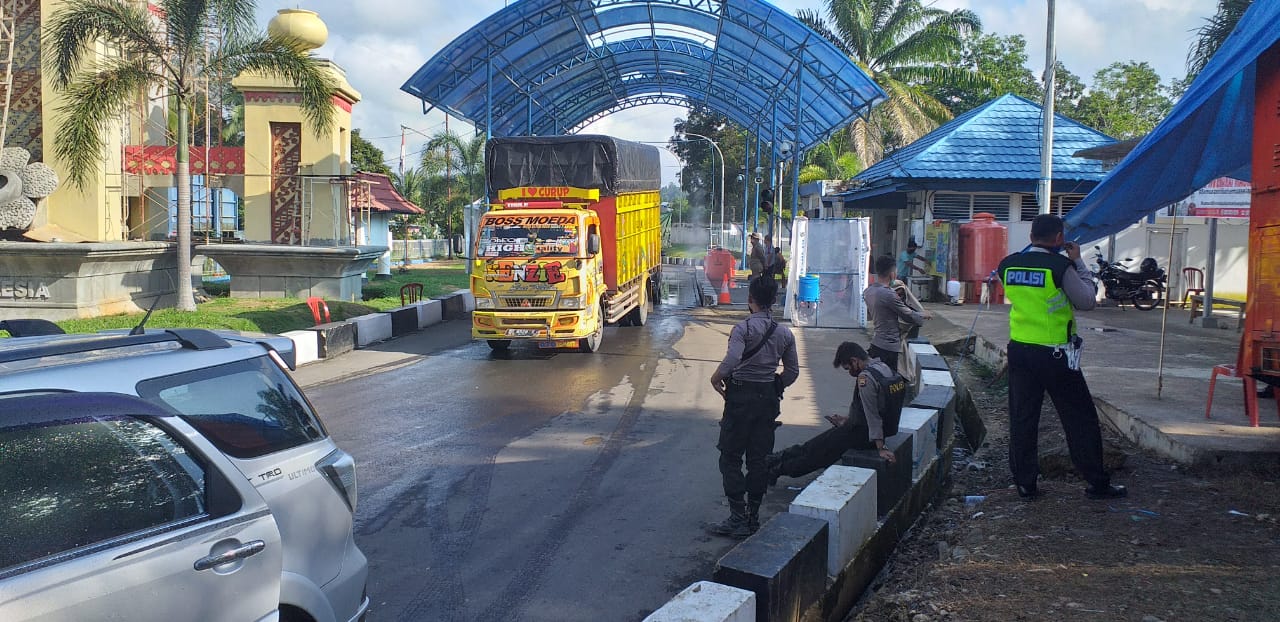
<box><xmin>0</xmin><ymin>417</ymin><xmax>206</xmax><ymax>570</ymax></box>
<box><xmin>137</xmin><ymin>356</ymin><xmax>325</xmax><ymax>459</ymax></box>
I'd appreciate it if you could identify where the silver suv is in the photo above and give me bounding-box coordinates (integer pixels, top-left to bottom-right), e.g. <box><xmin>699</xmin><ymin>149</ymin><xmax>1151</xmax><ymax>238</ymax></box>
<box><xmin>0</xmin><ymin>329</ymin><xmax>368</xmax><ymax>622</ymax></box>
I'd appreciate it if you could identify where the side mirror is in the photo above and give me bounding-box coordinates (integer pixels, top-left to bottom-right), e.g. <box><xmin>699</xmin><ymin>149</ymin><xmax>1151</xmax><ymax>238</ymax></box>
<box><xmin>587</xmin><ymin>233</ymin><xmax>601</xmax><ymax>256</ymax></box>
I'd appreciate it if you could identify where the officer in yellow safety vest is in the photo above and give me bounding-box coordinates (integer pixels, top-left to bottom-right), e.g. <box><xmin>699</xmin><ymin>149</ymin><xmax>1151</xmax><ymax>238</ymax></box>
<box><xmin>996</xmin><ymin>214</ymin><xmax>1126</xmax><ymax>501</ymax></box>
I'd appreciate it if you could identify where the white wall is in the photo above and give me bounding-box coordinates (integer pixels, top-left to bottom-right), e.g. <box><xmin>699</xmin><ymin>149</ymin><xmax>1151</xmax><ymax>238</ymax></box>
<box><xmin>1090</xmin><ymin>218</ymin><xmax>1248</xmax><ymax>299</ymax></box>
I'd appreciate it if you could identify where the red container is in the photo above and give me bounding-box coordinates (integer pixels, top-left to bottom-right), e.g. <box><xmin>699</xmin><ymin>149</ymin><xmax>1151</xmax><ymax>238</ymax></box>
<box><xmin>704</xmin><ymin>249</ymin><xmax>736</xmax><ymax>284</ymax></box>
<box><xmin>959</xmin><ymin>213</ymin><xmax>1008</xmax><ymax>283</ymax></box>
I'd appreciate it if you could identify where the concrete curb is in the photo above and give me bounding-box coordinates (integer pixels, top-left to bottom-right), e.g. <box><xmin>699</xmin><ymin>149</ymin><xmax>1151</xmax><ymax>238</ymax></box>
<box><xmin>283</xmin><ymin>291</ymin><xmax>455</xmax><ymax>366</ymax></box>
<box><xmin>648</xmin><ymin>337</ymin><xmax>960</xmax><ymax>621</ymax></box>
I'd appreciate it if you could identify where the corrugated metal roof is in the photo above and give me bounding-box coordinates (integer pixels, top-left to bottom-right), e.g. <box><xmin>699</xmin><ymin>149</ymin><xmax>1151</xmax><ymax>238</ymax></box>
<box><xmin>400</xmin><ymin>0</ymin><xmax>886</xmax><ymax>158</ymax></box>
<box><xmin>354</xmin><ymin>173</ymin><xmax>424</xmax><ymax>215</ymax></box>
<box><xmin>854</xmin><ymin>94</ymin><xmax>1116</xmax><ymax>184</ymax></box>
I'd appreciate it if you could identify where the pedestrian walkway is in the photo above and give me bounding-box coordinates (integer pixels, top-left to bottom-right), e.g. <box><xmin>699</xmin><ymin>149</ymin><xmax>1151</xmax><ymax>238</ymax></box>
<box><xmin>925</xmin><ymin>303</ymin><xmax>1280</xmax><ymax>467</ymax></box>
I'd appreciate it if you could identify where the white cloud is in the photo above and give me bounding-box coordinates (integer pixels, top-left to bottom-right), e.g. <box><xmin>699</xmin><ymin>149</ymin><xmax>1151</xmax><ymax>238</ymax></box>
<box><xmin>245</xmin><ymin>0</ymin><xmax>1220</xmax><ymax>183</ymax></box>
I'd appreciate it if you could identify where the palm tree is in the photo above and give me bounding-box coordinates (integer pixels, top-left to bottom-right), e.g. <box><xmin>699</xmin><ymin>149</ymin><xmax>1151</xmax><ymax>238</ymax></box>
<box><xmin>424</xmin><ymin>131</ymin><xmax>485</xmax><ymax>258</ymax></box>
<box><xmin>798</xmin><ymin>0</ymin><xmax>984</xmax><ymax>165</ymax></box>
<box><xmin>1187</xmin><ymin>0</ymin><xmax>1252</xmax><ymax>78</ymax></box>
<box><xmin>46</xmin><ymin>0</ymin><xmax>337</xmax><ymax>311</ymax></box>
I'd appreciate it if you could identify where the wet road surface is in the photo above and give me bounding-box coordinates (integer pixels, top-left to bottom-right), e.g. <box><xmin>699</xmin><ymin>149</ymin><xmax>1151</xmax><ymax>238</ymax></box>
<box><xmin>303</xmin><ymin>270</ymin><xmax>759</xmax><ymax>621</ymax></box>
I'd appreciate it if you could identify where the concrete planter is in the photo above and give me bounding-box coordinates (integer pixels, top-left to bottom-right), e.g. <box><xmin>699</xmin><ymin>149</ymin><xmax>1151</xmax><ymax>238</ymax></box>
<box><xmin>0</xmin><ymin>241</ymin><xmax>176</xmax><ymax>320</ymax></box>
<box><xmin>195</xmin><ymin>244</ymin><xmax>387</xmax><ymax>301</ymax></box>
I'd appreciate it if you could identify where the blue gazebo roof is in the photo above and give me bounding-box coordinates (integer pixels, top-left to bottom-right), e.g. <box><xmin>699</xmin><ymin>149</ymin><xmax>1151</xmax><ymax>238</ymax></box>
<box><xmin>841</xmin><ymin>94</ymin><xmax>1116</xmax><ymax>202</ymax></box>
<box><xmin>400</xmin><ymin>0</ymin><xmax>887</xmax><ymax>159</ymax></box>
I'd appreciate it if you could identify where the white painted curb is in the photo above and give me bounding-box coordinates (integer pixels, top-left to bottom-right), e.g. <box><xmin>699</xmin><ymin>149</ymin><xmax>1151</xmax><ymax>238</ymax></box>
<box><xmin>349</xmin><ymin>313</ymin><xmax>393</xmax><ymax>347</ymax></box>
<box><xmin>418</xmin><ymin>299</ymin><xmax>443</xmax><ymax>329</ymax></box>
<box><xmin>281</xmin><ymin>330</ymin><xmax>319</xmax><ymax>366</ymax></box>
<box><xmin>897</xmin><ymin>407</ymin><xmax>940</xmax><ymax>480</ymax></box>
<box><xmin>789</xmin><ymin>466</ymin><xmax>878</xmax><ymax>577</ymax></box>
<box><xmin>643</xmin><ymin>581</ymin><xmax>756</xmax><ymax>622</ymax></box>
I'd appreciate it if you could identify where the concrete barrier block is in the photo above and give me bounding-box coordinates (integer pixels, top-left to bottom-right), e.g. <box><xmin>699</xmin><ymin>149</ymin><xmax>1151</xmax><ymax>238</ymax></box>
<box><xmin>281</xmin><ymin>330</ymin><xmax>319</xmax><ymax>366</ymax></box>
<box><xmin>897</xmin><ymin>408</ymin><xmax>940</xmax><ymax>480</ymax></box>
<box><xmin>908</xmin><ymin>342</ymin><xmax>940</xmax><ymax>357</ymax></box>
<box><xmin>437</xmin><ymin>290</ymin><xmax>473</xmax><ymax>320</ymax></box>
<box><xmin>713</xmin><ymin>513</ymin><xmax>828</xmax><ymax>622</ymax></box>
<box><xmin>308</xmin><ymin>321</ymin><xmax>356</xmax><ymax>359</ymax></box>
<box><xmin>841</xmin><ymin>433</ymin><xmax>913</xmax><ymax>517</ymax></box>
<box><xmin>386</xmin><ymin>305</ymin><xmax>420</xmax><ymax>337</ymax></box>
<box><xmin>917</xmin><ymin>353</ymin><xmax>950</xmax><ymax>371</ymax></box>
<box><xmin>920</xmin><ymin>369</ymin><xmax>955</xmax><ymax>388</ymax></box>
<box><xmin>643</xmin><ymin>581</ymin><xmax>756</xmax><ymax>622</ymax></box>
<box><xmin>911</xmin><ymin>385</ymin><xmax>956</xmax><ymax>451</ymax></box>
<box><xmin>417</xmin><ymin>299</ymin><xmax>443</xmax><ymax>328</ymax></box>
<box><xmin>789</xmin><ymin>466</ymin><xmax>877</xmax><ymax>577</ymax></box>
<box><xmin>349</xmin><ymin>313</ymin><xmax>393</xmax><ymax>347</ymax></box>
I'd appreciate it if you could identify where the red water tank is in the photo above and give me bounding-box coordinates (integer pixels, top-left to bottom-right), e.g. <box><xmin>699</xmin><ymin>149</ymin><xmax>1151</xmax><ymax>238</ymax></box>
<box><xmin>958</xmin><ymin>213</ymin><xmax>1008</xmax><ymax>282</ymax></box>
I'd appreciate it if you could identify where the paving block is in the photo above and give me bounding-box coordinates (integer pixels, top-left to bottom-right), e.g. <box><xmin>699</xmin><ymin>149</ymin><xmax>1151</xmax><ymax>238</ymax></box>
<box><xmin>840</xmin><ymin>433</ymin><xmax>913</xmax><ymax>517</ymax></box>
<box><xmin>308</xmin><ymin>321</ymin><xmax>355</xmax><ymax>359</ymax></box>
<box><xmin>713</xmin><ymin>512</ymin><xmax>828</xmax><ymax>622</ymax></box>
<box><xmin>281</xmin><ymin>330</ymin><xmax>319</xmax><ymax>366</ymax></box>
<box><xmin>917</xmin><ymin>353</ymin><xmax>950</xmax><ymax>371</ymax></box>
<box><xmin>788</xmin><ymin>466</ymin><xmax>877</xmax><ymax>577</ymax></box>
<box><xmin>417</xmin><ymin>299</ymin><xmax>443</xmax><ymax>328</ymax></box>
<box><xmin>349</xmin><ymin>313</ymin><xmax>393</xmax><ymax>347</ymax></box>
<box><xmin>920</xmin><ymin>369</ymin><xmax>955</xmax><ymax>388</ymax></box>
<box><xmin>386</xmin><ymin>304</ymin><xmax>420</xmax><ymax>337</ymax></box>
<box><xmin>643</xmin><ymin>581</ymin><xmax>756</xmax><ymax>622</ymax></box>
<box><xmin>897</xmin><ymin>408</ymin><xmax>940</xmax><ymax>480</ymax></box>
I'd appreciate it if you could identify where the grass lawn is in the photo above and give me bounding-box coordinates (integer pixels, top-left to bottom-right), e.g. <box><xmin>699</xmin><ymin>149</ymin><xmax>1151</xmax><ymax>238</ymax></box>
<box><xmin>54</xmin><ymin>263</ymin><xmax>469</xmax><ymax>336</ymax></box>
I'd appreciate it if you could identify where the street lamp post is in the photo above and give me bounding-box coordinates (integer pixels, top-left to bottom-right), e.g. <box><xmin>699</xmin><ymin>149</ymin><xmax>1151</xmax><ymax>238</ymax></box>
<box><xmin>684</xmin><ymin>132</ymin><xmax>725</xmax><ymax>248</ymax></box>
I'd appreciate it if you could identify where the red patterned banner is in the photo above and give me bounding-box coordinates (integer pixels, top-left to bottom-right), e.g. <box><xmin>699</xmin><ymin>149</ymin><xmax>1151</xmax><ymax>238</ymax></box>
<box><xmin>123</xmin><ymin>145</ymin><xmax>246</xmax><ymax>175</ymax></box>
<box><xmin>270</xmin><ymin>122</ymin><xmax>303</xmax><ymax>244</ymax></box>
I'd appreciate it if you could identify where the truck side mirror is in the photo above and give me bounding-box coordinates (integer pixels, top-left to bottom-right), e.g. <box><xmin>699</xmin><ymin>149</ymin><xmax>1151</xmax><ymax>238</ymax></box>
<box><xmin>588</xmin><ymin>233</ymin><xmax>601</xmax><ymax>256</ymax></box>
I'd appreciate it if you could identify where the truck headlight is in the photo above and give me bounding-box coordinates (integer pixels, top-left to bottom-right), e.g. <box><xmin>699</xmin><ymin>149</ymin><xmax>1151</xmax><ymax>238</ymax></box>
<box><xmin>561</xmin><ymin>296</ymin><xmax>584</xmax><ymax>310</ymax></box>
<box><xmin>476</xmin><ymin>297</ymin><xmax>494</xmax><ymax>309</ymax></box>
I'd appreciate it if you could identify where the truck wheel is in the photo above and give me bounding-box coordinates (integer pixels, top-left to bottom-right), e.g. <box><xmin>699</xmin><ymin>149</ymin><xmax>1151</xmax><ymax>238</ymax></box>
<box><xmin>625</xmin><ymin>281</ymin><xmax>651</xmax><ymax>327</ymax></box>
<box><xmin>578</xmin><ymin>327</ymin><xmax>603</xmax><ymax>353</ymax></box>
<box><xmin>487</xmin><ymin>340</ymin><xmax>511</xmax><ymax>351</ymax></box>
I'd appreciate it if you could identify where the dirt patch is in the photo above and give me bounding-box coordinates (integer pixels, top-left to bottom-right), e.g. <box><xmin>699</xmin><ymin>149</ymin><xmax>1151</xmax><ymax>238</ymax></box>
<box><xmin>849</xmin><ymin>358</ymin><xmax>1280</xmax><ymax>622</ymax></box>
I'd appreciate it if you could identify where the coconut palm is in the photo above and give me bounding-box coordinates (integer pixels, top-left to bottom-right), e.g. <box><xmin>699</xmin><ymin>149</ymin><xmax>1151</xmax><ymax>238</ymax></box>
<box><xmin>45</xmin><ymin>0</ymin><xmax>337</xmax><ymax>311</ymax></box>
<box><xmin>798</xmin><ymin>0</ymin><xmax>984</xmax><ymax>165</ymax></box>
<box><xmin>1187</xmin><ymin>0</ymin><xmax>1252</xmax><ymax>78</ymax></box>
<box><xmin>424</xmin><ymin>131</ymin><xmax>485</xmax><ymax>258</ymax></box>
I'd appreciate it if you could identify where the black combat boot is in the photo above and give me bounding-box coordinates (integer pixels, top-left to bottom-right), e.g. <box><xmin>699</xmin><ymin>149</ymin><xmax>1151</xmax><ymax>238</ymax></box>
<box><xmin>765</xmin><ymin>454</ymin><xmax>782</xmax><ymax>487</ymax></box>
<box><xmin>745</xmin><ymin>497</ymin><xmax>763</xmax><ymax>535</ymax></box>
<box><xmin>707</xmin><ymin>498</ymin><xmax>750</xmax><ymax>538</ymax></box>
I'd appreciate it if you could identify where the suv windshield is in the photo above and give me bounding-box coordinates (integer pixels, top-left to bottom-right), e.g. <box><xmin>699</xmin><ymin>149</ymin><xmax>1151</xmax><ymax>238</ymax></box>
<box><xmin>137</xmin><ymin>356</ymin><xmax>325</xmax><ymax>459</ymax></box>
<box><xmin>477</xmin><ymin>214</ymin><xmax>580</xmax><ymax>258</ymax></box>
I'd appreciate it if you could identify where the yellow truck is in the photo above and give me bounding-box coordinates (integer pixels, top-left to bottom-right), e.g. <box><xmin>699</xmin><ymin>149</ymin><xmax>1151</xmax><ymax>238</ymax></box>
<box><xmin>471</xmin><ymin>136</ymin><xmax>663</xmax><ymax>352</ymax></box>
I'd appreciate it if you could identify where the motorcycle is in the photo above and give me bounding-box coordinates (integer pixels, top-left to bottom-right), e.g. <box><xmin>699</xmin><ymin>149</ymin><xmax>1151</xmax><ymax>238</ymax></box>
<box><xmin>1092</xmin><ymin>246</ymin><xmax>1166</xmax><ymax>310</ymax></box>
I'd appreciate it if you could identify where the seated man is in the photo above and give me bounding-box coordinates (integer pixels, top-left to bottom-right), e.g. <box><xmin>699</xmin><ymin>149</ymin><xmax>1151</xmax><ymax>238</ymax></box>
<box><xmin>767</xmin><ymin>342</ymin><xmax>908</xmax><ymax>482</ymax></box>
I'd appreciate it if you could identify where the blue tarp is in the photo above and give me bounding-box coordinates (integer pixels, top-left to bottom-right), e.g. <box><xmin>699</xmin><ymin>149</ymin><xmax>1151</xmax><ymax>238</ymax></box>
<box><xmin>1065</xmin><ymin>0</ymin><xmax>1280</xmax><ymax>243</ymax></box>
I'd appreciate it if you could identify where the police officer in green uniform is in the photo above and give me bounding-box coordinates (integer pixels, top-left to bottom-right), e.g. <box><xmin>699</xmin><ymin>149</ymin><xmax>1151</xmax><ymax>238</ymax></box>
<box><xmin>765</xmin><ymin>342</ymin><xmax>908</xmax><ymax>482</ymax></box>
<box><xmin>997</xmin><ymin>214</ymin><xmax>1126</xmax><ymax>501</ymax></box>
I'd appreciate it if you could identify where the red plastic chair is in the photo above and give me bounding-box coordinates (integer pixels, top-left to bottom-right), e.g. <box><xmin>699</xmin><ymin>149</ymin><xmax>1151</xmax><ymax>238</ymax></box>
<box><xmin>1181</xmin><ymin>267</ymin><xmax>1205</xmax><ymax>308</ymax></box>
<box><xmin>400</xmin><ymin>282</ymin><xmax>424</xmax><ymax>305</ymax></box>
<box><xmin>306</xmin><ymin>297</ymin><xmax>331</xmax><ymax>326</ymax></box>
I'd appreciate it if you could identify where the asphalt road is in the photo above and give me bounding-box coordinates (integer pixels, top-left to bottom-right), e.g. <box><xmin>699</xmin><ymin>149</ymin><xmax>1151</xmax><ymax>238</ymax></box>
<box><xmin>295</xmin><ymin>274</ymin><xmax>848</xmax><ymax>622</ymax></box>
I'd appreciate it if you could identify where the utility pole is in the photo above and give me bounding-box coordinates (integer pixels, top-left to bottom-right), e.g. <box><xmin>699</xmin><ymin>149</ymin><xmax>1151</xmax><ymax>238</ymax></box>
<box><xmin>1038</xmin><ymin>0</ymin><xmax>1057</xmax><ymax>214</ymax></box>
<box><xmin>445</xmin><ymin>115</ymin><xmax>453</xmax><ymax>259</ymax></box>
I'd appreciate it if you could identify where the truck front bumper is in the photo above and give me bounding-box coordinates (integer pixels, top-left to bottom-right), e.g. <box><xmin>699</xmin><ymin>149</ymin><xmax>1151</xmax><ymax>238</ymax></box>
<box><xmin>472</xmin><ymin>308</ymin><xmax>598</xmax><ymax>343</ymax></box>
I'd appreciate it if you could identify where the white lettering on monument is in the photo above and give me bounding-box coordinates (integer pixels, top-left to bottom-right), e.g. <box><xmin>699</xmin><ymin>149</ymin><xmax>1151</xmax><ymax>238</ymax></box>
<box><xmin>0</xmin><ymin>281</ymin><xmax>52</xmax><ymax>300</ymax></box>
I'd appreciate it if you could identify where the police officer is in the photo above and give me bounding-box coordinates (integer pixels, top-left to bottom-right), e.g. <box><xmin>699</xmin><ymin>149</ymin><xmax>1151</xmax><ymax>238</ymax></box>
<box><xmin>766</xmin><ymin>342</ymin><xmax>907</xmax><ymax>482</ymax></box>
<box><xmin>864</xmin><ymin>255</ymin><xmax>930</xmax><ymax>372</ymax></box>
<box><xmin>708</xmin><ymin>277</ymin><xmax>799</xmax><ymax>538</ymax></box>
<box><xmin>997</xmin><ymin>214</ymin><xmax>1126</xmax><ymax>501</ymax></box>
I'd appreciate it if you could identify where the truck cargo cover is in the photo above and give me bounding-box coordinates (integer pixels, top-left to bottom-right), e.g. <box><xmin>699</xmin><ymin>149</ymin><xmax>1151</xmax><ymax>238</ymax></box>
<box><xmin>487</xmin><ymin>135</ymin><xmax>661</xmax><ymax>195</ymax></box>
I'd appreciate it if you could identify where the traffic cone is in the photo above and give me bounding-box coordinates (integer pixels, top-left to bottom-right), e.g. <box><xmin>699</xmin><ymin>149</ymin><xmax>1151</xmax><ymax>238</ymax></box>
<box><xmin>719</xmin><ymin>274</ymin><xmax>732</xmax><ymax>304</ymax></box>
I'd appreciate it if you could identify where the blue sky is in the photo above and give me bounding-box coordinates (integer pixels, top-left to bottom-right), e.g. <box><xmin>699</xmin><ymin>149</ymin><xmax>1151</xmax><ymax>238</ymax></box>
<box><xmin>257</xmin><ymin>0</ymin><xmax>1217</xmax><ymax>183</ymax></box>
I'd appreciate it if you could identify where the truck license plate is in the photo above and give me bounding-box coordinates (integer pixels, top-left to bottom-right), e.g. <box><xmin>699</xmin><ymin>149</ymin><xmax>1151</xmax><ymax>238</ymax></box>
<box><xmin>507</xmin><ymin>329</ymin><xmax>539</xmax><ymax>337</ymax></box>
<box><xmin>539</xmin><ymin>340</ymin><xmax>575</xmax><ymax>349</ymax></box>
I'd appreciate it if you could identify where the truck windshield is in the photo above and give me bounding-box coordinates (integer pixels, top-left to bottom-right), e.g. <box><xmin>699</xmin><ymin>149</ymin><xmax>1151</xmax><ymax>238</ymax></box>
<box><xmin>478</xmin><ymin>214</ymin><xmax>581</xmax><ymax>258</ymax></box>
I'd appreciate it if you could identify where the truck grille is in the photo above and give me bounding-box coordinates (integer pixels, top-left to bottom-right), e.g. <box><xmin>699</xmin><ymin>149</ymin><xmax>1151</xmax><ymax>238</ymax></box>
<box><xmin>501</xmin><ymin>297</ymin><xmax>553</xmax><ymax>308</ymax></box>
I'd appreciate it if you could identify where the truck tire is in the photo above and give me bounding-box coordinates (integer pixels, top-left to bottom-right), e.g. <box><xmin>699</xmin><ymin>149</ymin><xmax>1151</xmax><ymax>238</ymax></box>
<box><xmin>578</xmin><ymin>327</ymin><xmax>603</xmax><ymax>353</ymax></box>
<box><xmin>487</xmin><ymin>340</ymin><xmax>511</xmax><ymax>351</ymax></box>
<box><xmin>625</xmin><ymin>280</ymin><xmax>651</xmax><ymax>327</ymax></box>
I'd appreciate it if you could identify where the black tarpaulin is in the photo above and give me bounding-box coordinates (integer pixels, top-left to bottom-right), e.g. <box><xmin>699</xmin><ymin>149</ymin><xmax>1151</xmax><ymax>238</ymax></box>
<box><xmin>486</xmin><ymin>135</ymin><xmax>661</xmax><ymax>195</ymax></box>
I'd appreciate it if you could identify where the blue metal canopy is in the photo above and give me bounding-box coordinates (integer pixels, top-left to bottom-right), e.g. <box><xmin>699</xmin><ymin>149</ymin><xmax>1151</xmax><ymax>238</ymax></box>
<box><xmin>400</xmin><ymin>0</ymin><xmax>887</xmax><ymax>159</ymax></box>
<box><xmin>1065</xmin><ymin>0</ymin><xmax>1280</xmax><ymax>243</ymax></box>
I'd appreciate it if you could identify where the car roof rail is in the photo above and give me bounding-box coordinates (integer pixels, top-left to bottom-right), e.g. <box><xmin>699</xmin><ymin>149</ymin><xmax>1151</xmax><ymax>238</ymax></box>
<box><xmin>0</xmin><ymin>328</ymin><xmax>231</xmax><ymax>365</ymax></box>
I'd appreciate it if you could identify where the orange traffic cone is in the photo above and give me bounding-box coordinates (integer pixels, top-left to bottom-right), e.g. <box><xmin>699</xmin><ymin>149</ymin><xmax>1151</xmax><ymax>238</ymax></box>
<box><xmin>719</xmin><ymin>274</ymin><xmax>732</xmax><ymax>304</ymax></box>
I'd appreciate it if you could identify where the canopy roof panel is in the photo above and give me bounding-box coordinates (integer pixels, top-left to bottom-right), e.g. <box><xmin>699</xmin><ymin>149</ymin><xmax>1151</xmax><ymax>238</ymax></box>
<box><xmin>1065</xmin><ymin>0</ymin><xmax>1280</xmax><ymax>243</ymax></box>
<box><xmin>401</xmin><ymin>0</ymin><xmax>887</xmax><ymax>158</ymax></box>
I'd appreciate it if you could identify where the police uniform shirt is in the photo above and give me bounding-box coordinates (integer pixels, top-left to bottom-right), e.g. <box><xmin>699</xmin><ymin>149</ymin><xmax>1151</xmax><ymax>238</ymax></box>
<box><xmin>863</xmin><ymin>282</ymin><xmax>925</xmax><ymax>352</ymax></box>
<box><xmin>849</xmin><ymin>359</ymin><xmax>905</xmax><ymax>441</ymax></box>
<box><xmin>998</xmin><ymin>247</ymin><xmax>1097</xmax><ymax>346</ymax></box>
<box><xmin>715</xmin><ymin>310</ymin><xmax>800</xmax><ymax>386</ymax></box>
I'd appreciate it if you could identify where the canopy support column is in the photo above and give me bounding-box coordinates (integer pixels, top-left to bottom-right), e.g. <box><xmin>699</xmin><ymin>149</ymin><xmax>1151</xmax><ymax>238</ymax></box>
<box><xmin>741</xmin><ymin>128</ymin><xmax>751</xmax><ymax>269</ymax></box>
